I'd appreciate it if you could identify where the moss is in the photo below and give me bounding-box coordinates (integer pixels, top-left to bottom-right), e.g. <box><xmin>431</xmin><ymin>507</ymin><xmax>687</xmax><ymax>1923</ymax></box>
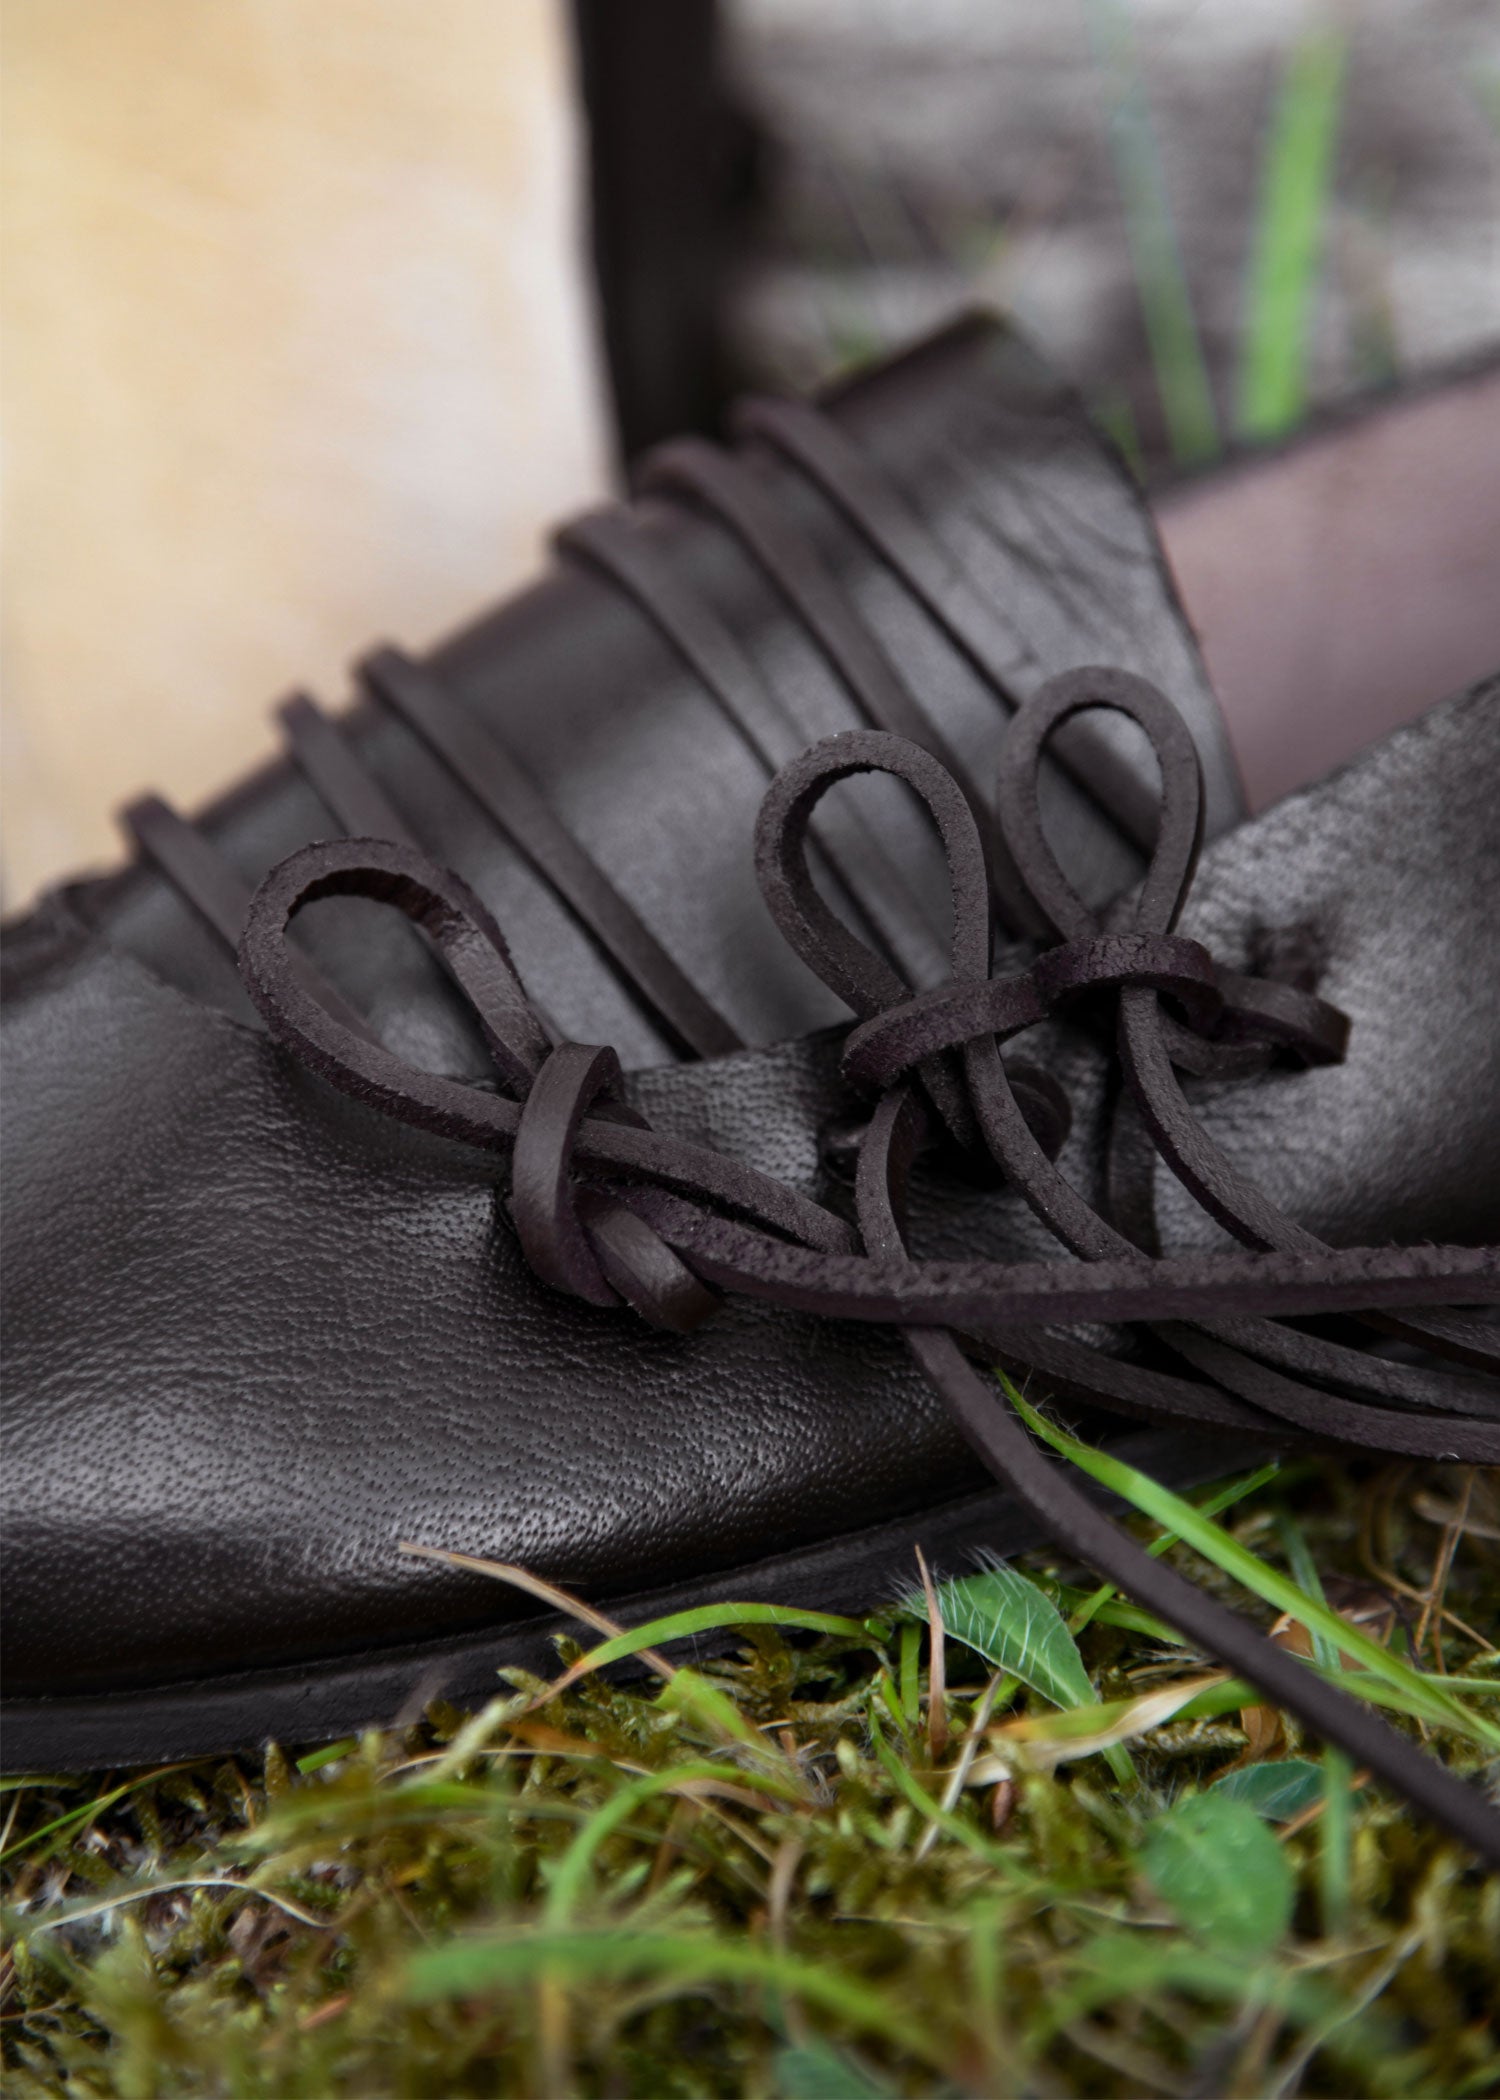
<box><xmin>4</xmin><ymin>1461</ymin><xmax>1497</xmax><ymax>2098</ymax></box>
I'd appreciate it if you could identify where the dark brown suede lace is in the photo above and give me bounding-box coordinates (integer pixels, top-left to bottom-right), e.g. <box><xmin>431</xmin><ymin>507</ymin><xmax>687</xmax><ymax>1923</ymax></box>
<box><xmin>233</xmin><ymin>663</ymin><xmax>1500</xmax><ymax>1867</ymax></box>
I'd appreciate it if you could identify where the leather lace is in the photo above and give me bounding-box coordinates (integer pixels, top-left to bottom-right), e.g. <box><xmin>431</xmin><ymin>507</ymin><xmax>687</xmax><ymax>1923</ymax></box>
<box><xmin>119</xmin><ymin>395</ymin><xmax>1499</xmax><ymax>1861</ymax></box>
<box><xmin>236</xmin><ymin>666</ymin><xmax>1500</xmax><ymax>1867</ymax></box>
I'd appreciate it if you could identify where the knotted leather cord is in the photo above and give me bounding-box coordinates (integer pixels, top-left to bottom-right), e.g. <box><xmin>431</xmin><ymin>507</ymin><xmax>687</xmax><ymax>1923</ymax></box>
<box><xmin>236</xmin><ymin>667</ymin><xmax>1500</xmax><ymax>1865</ymax></box>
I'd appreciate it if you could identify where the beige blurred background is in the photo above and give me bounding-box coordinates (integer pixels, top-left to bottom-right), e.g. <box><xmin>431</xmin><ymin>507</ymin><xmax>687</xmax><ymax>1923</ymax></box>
<box><xmin>2</xmin><ymin>0</ymin><xmax>609</xmax><ymax>905</ymax></box>
<box><xmin>6</xmin><ymin>0</ymin><xmax>1498</xmax><ymax>910</ymax></box>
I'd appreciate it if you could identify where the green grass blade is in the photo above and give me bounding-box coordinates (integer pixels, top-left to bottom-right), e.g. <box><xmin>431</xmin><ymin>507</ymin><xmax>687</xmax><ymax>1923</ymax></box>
<box><xmin>1008</xmin><ymin>1384</ymin><xmax>1500</xmax><ymax>1750</ymax></box>
<box><xmin>1027</xmin><ymin>1929</ymin><xmax>1365</xmax><ymax>2048</ymax></box>
<box><xmin>1276</xmin><ymin>1509</ymin><xmax>1340</xmax><ymax>1672</ymax></box>
<box><xmin>1238</xmin><ymin>27</ymin><xmax>1348</xmax><ymax>439</ymax></box>
<box><xmin>1087</xmin><ymin>0</ymin><xmax>1220</xmax><ymax>463</ymax></box>
<box><xmin>1307</xmin><ymin>1668</ymin><xmax>1500</xmax><ymax>1725</ymax></box>
<box><xmin>1320</xmin><ymin>1748</ymin><xmax>1355</xmax><ymax>1937</ymax></box>
<box><xmin>654</xmin><ymin>1667</ymin><xmax>796</xmax><ymax>1766</ymax></box>
<box><xmin>1168</xmin><ymin>1679</ymin><xmax>1259</xmax><ymax>1723</ymax></box>
<box><xmin>552</xmin><ymin>1602</ymin><xmax>877</xmax><ymax>1684</ymax></box>
<box><xmin>1069</xmin><ymin>1461</ymin><xmax>1282</xmax><ymax>1634</ymax></box>
<box><xmin>867</xmin><ymin>1715</ymin><xmax>1028</xmax><ymax>1880</ymax></box>
<box><xmin>0</xmin><ymin>1767</ymin><xmax>192</xmax><ymax>1867</ymax></box>
<box><xmin>543</xmin><ymin>1760</ymin><xmax>777</xmax><ymax>1926</ymax></box>
<box><xmin>898</xmin><ymin>1619</ymin><xmax>922</xmax><ymax>1727</ymax></box>
<box><xmin>1046</xmin><ymin>1582</ymin><xmax>1183</xmax><ymax>1642</ymax></box>
<box><xmin>407</xmin><ymin>1926</ymin><xmax>947</xmax><ymax>2068</ymax></box>
<box><xmin>295</xmin><ymin>1737</ymin><xmax>358</xmax><ymax>1775</ymax></box>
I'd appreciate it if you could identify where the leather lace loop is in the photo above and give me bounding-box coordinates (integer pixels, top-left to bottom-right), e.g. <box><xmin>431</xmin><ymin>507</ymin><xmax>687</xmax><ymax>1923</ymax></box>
<box><xmin>995</xmin><ymin>666</ymin><xmax>1205</xmax><ymax>942</ymax></box>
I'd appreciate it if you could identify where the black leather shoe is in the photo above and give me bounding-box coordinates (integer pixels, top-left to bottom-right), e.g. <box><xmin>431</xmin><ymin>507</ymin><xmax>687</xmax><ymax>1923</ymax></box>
<box><xmin>4</xmin><ymin>317</ymin><xmax>1497</xmax><ymax>1861</ymax></box>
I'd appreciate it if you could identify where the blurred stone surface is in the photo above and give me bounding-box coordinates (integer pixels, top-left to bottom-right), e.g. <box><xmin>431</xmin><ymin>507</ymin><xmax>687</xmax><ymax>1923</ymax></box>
<box><xmin>728</xmin><ymin>0</ymin><xmax>1500</xmax><ymax>462</ymax></box>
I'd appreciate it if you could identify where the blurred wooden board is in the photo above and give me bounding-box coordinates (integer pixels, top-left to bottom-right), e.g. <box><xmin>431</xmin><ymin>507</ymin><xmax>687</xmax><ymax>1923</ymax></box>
<box><xmin>2</xmin><ymin>0</ymin><xmax>609</xmax><ymax>904</ymax></box>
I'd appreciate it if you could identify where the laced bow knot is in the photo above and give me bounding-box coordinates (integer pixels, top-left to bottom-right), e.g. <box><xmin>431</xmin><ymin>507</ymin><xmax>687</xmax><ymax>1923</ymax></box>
<box><xmin>237</xmin><ymin>841</ymin><xmax>720</xmax><ymax>1333</ymax></box>
<box><xmin>238</xmin><ymin>670</ymin><xmax>1357</xmax><ymax>1342</ymax></box>
<box><xmin>757</xmin><ymin>674</ymin><xmax>1341</xmax><ymax>1150</ymax></box>
<box><xmin>235</xmin><ymin>672</ymin><xmax>1495</xmax><ymax>1378</ymax></box>
<box><xmin>509</xmin><ymin>1040</ymin><xmax>721</xmax><ymax>1332</ymax></box>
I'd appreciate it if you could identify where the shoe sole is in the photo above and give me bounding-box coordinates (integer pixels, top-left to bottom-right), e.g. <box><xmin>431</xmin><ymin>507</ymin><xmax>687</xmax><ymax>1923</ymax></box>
<box><xmin>1</xmin><ymin>1429</ymin><xmax>1252</xmax><ymax>1772</ymax></box>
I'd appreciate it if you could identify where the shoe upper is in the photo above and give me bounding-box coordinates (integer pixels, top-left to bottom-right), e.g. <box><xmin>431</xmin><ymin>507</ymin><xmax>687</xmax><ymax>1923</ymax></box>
<box><xmin>4</xmin><ymin>316</ymin><xmax>1496</xmax><ymax>1700</ymax></box>
<box><xmin>77</xmin><ymin>317</ymin><xmax>1242</xmax><ymax>1070</ymax></box>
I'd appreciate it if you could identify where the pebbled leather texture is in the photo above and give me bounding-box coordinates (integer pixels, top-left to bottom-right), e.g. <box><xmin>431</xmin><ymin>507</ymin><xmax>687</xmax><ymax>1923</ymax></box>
<box><xmin>3</xmin><ymin>315</ymin><xmax>1494</xmax><ymax>1718</ymax></box>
